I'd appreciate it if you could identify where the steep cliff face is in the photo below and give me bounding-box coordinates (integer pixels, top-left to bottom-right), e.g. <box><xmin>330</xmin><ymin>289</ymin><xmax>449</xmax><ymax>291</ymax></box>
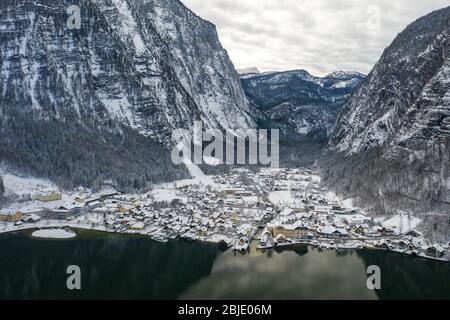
<box><xmin>331</xmin><ymin>6</ymin><xmax>450</xmax><ymax>154</ymax></box>
<box><xmin>327</xmin><ymin>6</ymin><xmax>450</xmax><ymax>212</ymax></box>
<box><xmin>0</xmin><ymin>0</ymin><xmax>255</xmax><ymax>189</ymax></box>
<box><xmin>241</xmin><ymin>70</ymin><xmax>363</xmax><ymax>142</ymax></box>
<box><xmin>143</xmin><ymin>0</ymin><xmax>255</xmax><ymax>131</ymax></box>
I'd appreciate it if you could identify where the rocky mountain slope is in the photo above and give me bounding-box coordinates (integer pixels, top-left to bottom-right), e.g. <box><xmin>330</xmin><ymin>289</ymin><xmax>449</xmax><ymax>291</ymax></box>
<box><xmin>0</xmin><ymin>0</ymin><xmax>255</xmax><ymax>189</ymax></box>
<box><xmin>241</xmin><ymin>70</ymin><xmax>364</xmax><ymax>142</ymax></box>
<box><xmin>327</xmin><ymin>6</ymin><xmax>450</xmax><ymax>212</ymax></box>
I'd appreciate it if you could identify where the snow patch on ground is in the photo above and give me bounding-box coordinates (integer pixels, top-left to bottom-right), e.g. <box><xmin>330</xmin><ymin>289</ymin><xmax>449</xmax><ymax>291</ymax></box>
<box><xmin>268</xmin><ymin>191</ymin><xmax>294</xmax><ymax>206</ymax></box>
<box><xmin>342</xmin><ymin>198</ymin><xmax>355</xmax><ymax>208</ymax></box>
<box><xmin>326</xmin><ymin>191</ymin><xmax>355</xmax><ymax>208</ymax></box>
<box><xmin>183</xmin><ymin>159</ymin><xmax>206</xmax><ymax>179</ymax></box>
<box><xmin>203</xmin><ymin>156</ymin><xmax>221</xmax><ymax>166</ymax></box>
<box><xmin>32</xmin><ymin>229</ymin><xmax>76</xmax><ymax>239</ymax></box>
<box><xmin>151</xmin><ymin>189</ymin><xmax>186</xmax><ymax>204</ymax></box>
<box><xmin>381</xmin><ymin>214</ymin><xmax>422</xmax><ymax>235</ymax></box>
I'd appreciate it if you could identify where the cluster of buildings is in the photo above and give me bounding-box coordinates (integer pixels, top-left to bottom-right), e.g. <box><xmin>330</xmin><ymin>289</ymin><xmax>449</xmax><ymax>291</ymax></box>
<box><xmin>1</xmin><ymin>168</ymin><xmax>449</xmax><ymax>262</ymax></box>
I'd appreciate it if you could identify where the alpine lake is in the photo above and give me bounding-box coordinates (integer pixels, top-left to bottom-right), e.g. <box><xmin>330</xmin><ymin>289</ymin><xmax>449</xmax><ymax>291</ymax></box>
<box><xmin>0</xmin><ymin>229</ymin><xmax>449</xmax><ymax>300</ymax></box>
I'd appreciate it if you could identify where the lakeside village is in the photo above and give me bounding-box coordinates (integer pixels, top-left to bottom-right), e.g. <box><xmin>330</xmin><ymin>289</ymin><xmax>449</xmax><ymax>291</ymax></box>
<box><xmin>1</xmin><ymin>168</ymin><xmax>450</xmax><ymax>262</ymax></box>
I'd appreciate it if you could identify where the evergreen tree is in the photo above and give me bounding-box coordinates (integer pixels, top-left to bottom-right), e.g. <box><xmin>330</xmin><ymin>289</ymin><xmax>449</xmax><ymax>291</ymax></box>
<box><xmin>0</xmin><ymin>175</ymin><xmax>5</xmax><ymax>206</ymax></box>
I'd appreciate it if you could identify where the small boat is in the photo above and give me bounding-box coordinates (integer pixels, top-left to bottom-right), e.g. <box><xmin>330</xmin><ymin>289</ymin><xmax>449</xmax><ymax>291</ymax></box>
<box><xmin>233</xmin><ymin>242</ymin><xmax>250</xmax><ymax>254</ymax></box>
<box><xmin>152</xmin><ymin>234</ymin><xmax>168</xmax><ymax>243</ymax></box>
<box><xmin>169</xmin><ymin>234</ymin><xmax>178</xmax><ymax>240</ymax></box>
<box><xmin>257</xmin><ymin>244</ymin><xmax>274</xmax><ymax>250</ymax></box>
<box><xmin>311</xmin><ymin>240</ymin><xmax>320</xmax><ymax>247</ymax></box>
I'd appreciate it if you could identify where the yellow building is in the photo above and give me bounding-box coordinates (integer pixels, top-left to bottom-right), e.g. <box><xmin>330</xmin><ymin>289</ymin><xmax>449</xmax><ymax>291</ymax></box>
<box><xmin>197</xmin><ymin>230</ymin><xmax>208</xmax><ymax>237</ymax></box>
<box><xmin>35</xmin><ymin>192</ymin><xmax>62</xmax><ymax>202</ymax></box>
<box><xmin>0</xmin><ymin>211</ymin><xmax>23</xmax><ymax>222</ymax></box>
<box><xmin>292</xmin><ymin>206</ymin><xmax>307</xmax><ymax>213</ymax></box>
<box><xmin>118</xmin><ymin>207</ymin><xmax>131</xmax><ymax>214</ymax></box>
<box><xmin>270</xmin><ymin>225</ymin><xmax>310</xmax><ymax>240</ymax></box>
<box><xmin>130</xmin><ymin>222</ymin><xmax>145</xmax><ymax>230</ymax></box>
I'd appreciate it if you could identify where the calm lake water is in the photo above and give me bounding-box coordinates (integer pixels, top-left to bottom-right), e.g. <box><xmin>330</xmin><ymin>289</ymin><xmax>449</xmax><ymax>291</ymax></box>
<box><xmin>0</xmin><ymin>230</ymin><xmax>449</xmax><ymax>300</ymax></box>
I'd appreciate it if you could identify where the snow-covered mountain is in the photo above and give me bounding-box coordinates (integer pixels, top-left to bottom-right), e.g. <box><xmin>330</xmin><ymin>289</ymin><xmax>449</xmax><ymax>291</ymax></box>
<box><xmin>0</xmin><ymin>0</ymin><xmax>255</xmax><ymax>189</ymax></box>
<box><xmin>237</xmin><ymin>67</ymin><xmax>260</xmax><ymax>76</ymax></box>
<box><xmin>331</xmin><ymin>7</ymin><xmax>450</xmax><ymax>154</ymax></box>
<box><xmin>327</xmin><ymin>6</ymin><xmax>450</xmax><ymax>212</ymax></box>
<box><xmin>241</xmin><ymin>69</ymin><xmax>364</xmax><ymax>142</ymax></box>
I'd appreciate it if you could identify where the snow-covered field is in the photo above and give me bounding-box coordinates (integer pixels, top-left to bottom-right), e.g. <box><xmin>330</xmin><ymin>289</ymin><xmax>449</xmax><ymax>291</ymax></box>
<box><xmin>4</xmin><ymin>194</ymin><xmax>78</xmax><ymax>214</ymax></box>
<box><xmin>381</xmin><ymin>214</ymin><xmax>422</xmax><ymax>235</ymax></box>
<box><xmin>0</xmin><ymin>168</ymin><xmax>57</xmax><ymax>198</ymax></box>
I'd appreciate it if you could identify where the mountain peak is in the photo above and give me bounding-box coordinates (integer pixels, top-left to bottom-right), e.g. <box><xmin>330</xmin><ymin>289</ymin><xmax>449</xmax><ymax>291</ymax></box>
<box><xmin>325</xmin><ymin>71</ymin><xmax>365</xmax><ymax>79</ymax></box>
<box><xmin>237</xmin><ymin>67</ymin><xmax>260</xmax><ymax>75</ymax></box>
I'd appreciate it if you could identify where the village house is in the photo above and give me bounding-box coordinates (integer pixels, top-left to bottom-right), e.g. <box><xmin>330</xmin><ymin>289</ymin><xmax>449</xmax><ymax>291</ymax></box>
<box><xmin>426</xmin><ymin>244</ymin><xmax>446</xmax><ymax>258</ymax></box>
<box><xmin>396</xmin><ymin>239</ymin><xmax>416</xmax><ymax>251</ymax></box>
<box><xmin>330</xmin><ymin>203</ymin><xmax>343</xmax><ymax>212</ymax></box>
<box><xmin>353</xmin><ymin>224</ymin><xmax>371</xmax><ymax>236</ymax></box>
<box><xmin>375</xmin><ymin>239</ymin><xmax>392</xmax><ymax>250</ymax></box>
<box><xmin>130</xmin><ymin>221</ymin><xmax>145</xmax><ymax>231</ymax></box>
<box><xmin>405</xmin><ymin>229</ymin><xmax>422</xmax><ymax>238</ymax></box>
<box><xmin>118</xmin><ymin>205</ymin><xmax>133</xmax><ymax>214</ymax></box>
<box><xmin>93</xmin><ymin>205</ymin><xmax>118</xmax><ymax>215</ymax></box>
<box><xmin>88</xmin><ymin>200</ymin><xmax>102</xmax><ymax>209</ymax></box>
<box><xmin>318</xmin><ymin>226</ymin><xmax>349</xmax><ymax>239</ymax></box>
<box><xmin>236</xmin><ymin>223</ymin><xmax>253</xmax><ymax>238</ymax></box>
<box><xmin>315</xmin><ymin>206</ymin><xmax>330</xmax><ymax>215</ymax></box>
<box><xmin>222</xmin><ymin>188</ymin><xmax>246</xmax><ymax>197</ymax></box>
<box><xmin>270</xmin><ymin>222</ymin><xmax>311</xmax><ymax>240</ymax></box>
<box><xmin>0</xmin><ymin>210</ymin><xmax>23</xmax><ymax>222</ymax></box>
<box><xmin>24</xmin><ymin>214</ymin><xmax>41</xmax><ymax>223</ymax></box>
<box><xmin>376</xmin><ymin>226</ymin><xmax>396</xmax><ymax>236</ymax></box>
<box><xmin>75</xmin><ymin>197</ymin><xmax>86</xmax><ymax>203</ymax></box>
<box><xmin>35</xmin><ymin>192</ymin><xmax>62</xmax><ymax>202</ymax></box>
<box><xmin>275</xmin><ymin>233</ymin><xmax>287</xmax><ymax>244</ymax></box>
<box><xmin>235</xmin><ymin>190</ymin><xmax>254</xmax><ymax>198</ymax></box>
<box><xmin>54</xmin><ymin>203</ymin><xmax>87</xmax><ymax>216</ymax></box>
<box><xmin>259</xmin><ymin>233</ymin><xmax>271</xmax><ymax>247</ymax></box>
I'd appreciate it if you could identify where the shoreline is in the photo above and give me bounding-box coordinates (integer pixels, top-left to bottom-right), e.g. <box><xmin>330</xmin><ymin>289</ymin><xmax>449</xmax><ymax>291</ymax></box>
<box><xmin>2</xmin><ymin>168</ymin><xmax>448</xmax><ymax>267</ymax></box>
<box><xmin>2</xmin><ymin>224</ymin><xmax>449</xmax><ymax>264</ymax></box>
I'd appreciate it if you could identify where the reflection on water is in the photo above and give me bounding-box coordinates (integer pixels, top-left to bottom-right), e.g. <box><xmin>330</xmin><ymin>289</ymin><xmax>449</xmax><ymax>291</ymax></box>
<box><xmin>0</xmin><ymin>231</ymin><xmax>218</xmax><ymax>299</ymax></box>
<box><xmin>0</xmin><ymin>231</ymin><xmax>449</xmax><ymax>300</ymax></box>
<box><xmin>358</xmin><ymin>250</ymin><xmax>450</xmax><ymax>300</ymax></box>
<box><xmin>180</xmin><ymin>246</ymin><xmax>377</xmax><ymax>300</ymax></box>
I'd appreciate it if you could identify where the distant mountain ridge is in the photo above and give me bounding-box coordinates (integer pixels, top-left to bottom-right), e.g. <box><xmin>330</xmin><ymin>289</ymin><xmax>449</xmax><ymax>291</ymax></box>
<box><xmin>240</xmin><ymin>69</ymin><xmax>364</xmax><ymax>142</ymax></box>
<box><xmin>237</xmin><ymin>67</ymin><xmax>260</xmax><ymax>76</ymax></box>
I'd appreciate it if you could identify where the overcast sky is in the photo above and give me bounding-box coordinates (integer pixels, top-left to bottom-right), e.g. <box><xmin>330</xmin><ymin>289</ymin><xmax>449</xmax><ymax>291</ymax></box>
<box><xmin>182</xmin><ymin>0</ymin><xmax>449</xmax><ymax>76</ymax></box>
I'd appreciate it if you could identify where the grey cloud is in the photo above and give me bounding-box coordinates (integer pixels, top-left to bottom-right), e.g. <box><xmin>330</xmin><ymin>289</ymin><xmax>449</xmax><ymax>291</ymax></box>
<box><xmin>182</xmin><ymin>0</ymin><xmax>449</xmax><ymax>75</ymax></box>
